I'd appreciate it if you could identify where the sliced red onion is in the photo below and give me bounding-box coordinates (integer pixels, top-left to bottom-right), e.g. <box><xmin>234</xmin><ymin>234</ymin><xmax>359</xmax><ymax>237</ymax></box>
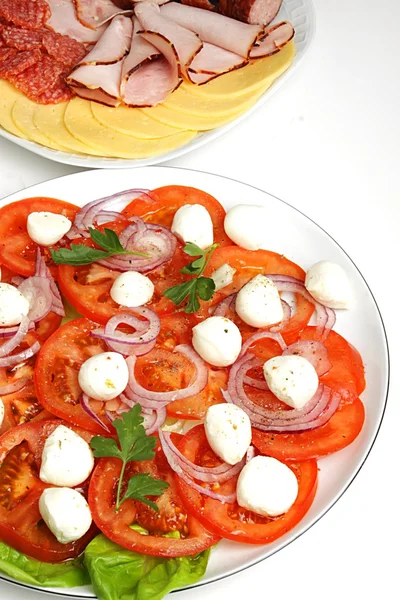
<box><xmin>158</xmin><ymin>429</ymin><xmax>236</xmax><ymax>503</ymax></box>
<box><xmin>243</xmin><ymin>374</ymin><xmax>269</xmax><ymax>390</ymax></box>
<box><xmin>283</xmin><ymin>340</ymin><xmax>332</xmax><ymax>376</ymax></box>
<box><xmin>94</xmin><ymin>211</ymin><xmax>126</xmax><ymax>225</ymax></box>
<box><xmin>34</xmin><ymin>250</ymin><xmax>65</xmax><ymax>317</ymax></box>
<box><xmin>240</xmin><ymin>330</ymin><xmax>287</xmax><ymax>357</ymax></box>
<box><xmin>212</xmin><ymin>294</ymin><xmax>236</xmax><ymax>317</ymax></box>
<box><xmin>80</xmin><ymin>394</ymin><xmax>111</xmax><ymax>432</ymax></box>
<box><xmin>0</xmin><ymin>317</ymin><xmax>31</xmax><ymax>358</ymax></box>
<box><xmin>0</xmin><ymin>341</ymin><xmax>40</xmax><ymax>368</ymax></box>
<box><xmin>145</xmin><ymin>407</ymin><xmax>166</xmax><ymax>435</ymax></box>
<box><xmin>246</xmin><ymin>446</ymin><xmax>255</xmax><ymax>463</ymax></box>
<box><xmin>19</xmin><ymin>277</ymin><xmax>52</xmax><ymax>323</ymax></box>
<box><xmin>91</xmin><ymin>309</ymin><xmax>160</xmax><ymax>356</ymax></box>
<box><xmin>126</xmin><ymin>345</ymin><xmax>208</xmax><ymax>408</ymax></box>
<box><xmin>270</xmin><ymin>299</ymin><xmax>292</xmax><ymax>333</ymax></box>
<box><xmin>0</xmin><ymin>322</ymin><xmax>35</xmax><ymax>339</ymax></box>
<box><xmin>11</xmin><ymin>275</ymin><xmax>24</xmax><ymax>286</ymax></box>
<box><xmin>0</xmin><ymin>376</ymin><xmax>29</xmax><ymax>396</ymax></box>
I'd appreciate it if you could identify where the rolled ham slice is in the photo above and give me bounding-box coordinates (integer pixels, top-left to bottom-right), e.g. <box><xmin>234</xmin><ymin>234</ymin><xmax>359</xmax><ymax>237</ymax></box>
<box><xmin>78</xmin><ymin>14</ymin><xmax>133</xmax><ymax>64</ymax></box>
<box><xmin>160</xmin><ymin>2</ymin><xmax>262</xmax><ymax>58</ymax></box>
<box><xmin>73</xmin><ymin>0</ymin><xmax>132</xmax><ymax>29</ymax></box>
<box><xmin>182</xmin><ymin>0</ymin><xmax>283</xmax><ymax>26</ymax></box>
<box><xmin>187</xmin><ymin>42</ymin><xmax>246</xmax><ymax>84</ymax></box>
<box><xmin>249</xmin><ymin>21</ymin><xmax>294</xmax><ymax>58</ymax></box>
<box><xmin>67</xmin><ymin>61</ymin><xmax>123</xmax><ymax>106</ymax></box>
<box><xmin>46</xmin><ymin>0</ymin><xmax>107</xmax><ymax>44</ymax></box>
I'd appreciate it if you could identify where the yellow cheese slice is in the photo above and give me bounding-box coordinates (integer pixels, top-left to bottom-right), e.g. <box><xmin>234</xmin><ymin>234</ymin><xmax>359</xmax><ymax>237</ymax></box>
<box><xmin>91</xmin><ymin>103</ymin><xmax>184</xmax><ymax>138</ymax></box>
<box><xmin>12</xmin><ymin>96</ymin><xmax>69</xmax><ymax>151</ymax></box>
<box><xmin>0</xmin><ymin>81</ymin><xmax>27</xmax><ymax>139</ymax></box>
<box><xmin>64</xmin><ymin>98</ymin><xmax>198</xmax><ymax>158</ymax></box>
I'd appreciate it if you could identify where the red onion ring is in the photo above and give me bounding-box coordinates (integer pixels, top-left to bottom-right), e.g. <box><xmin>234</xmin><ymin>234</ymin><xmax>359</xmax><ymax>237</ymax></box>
<box><xmin>212</xmin><ymin>294</ymin><xmax>236</xmax><ymax>317</ymax></box>
<box><xmin>0</xmin><ymin>341</ymin><xmax>40</xmax><ymax>368</ymax></box>
<box><xmin>240</xmin><ymin>330</ymin><xmax>287</xmax><ymax>357</ymax></box>
<box><xmin>158</xmin><ymin>430</ymin><xmax>236</xmax><ymax>504</ymax></box>
<box><xmin>11</xmin><ymin>275</ymin><xmax>24</xmax><ymax>286</ymax></box>
<box><xmin>270</xmin><ymin>299</ymin><xmax>292</xmax><ymax>332</ymax></box>
<box><xmin>91</xmin><ymin>309</ymin><xmax>160</xmax><ymax>356</ymax></box>
<box><xmin>34</xmin><ymin>250</ymin><xmax>65</xmax><ymax>317</ymax></box>
<box><xmin>246</xmin><ymin>446</ymin><xmax>255</xmax><ymax>463</ymax></box>
<box><xmin>283</xmin><ymin>340</ymin><xmax>332</xmax><ymax>376</ymax></box>
<box><xmin>0</xmin><ymin>317</ymin><xmax>31</xmax><ymax>358</ymax></box>
<box><xmin>145</xmin><ymin>407</ymin><xmax>166</xmax><ymax>435</ymax></box>
<box><xmin>80</xmin><ymin>394</ymin><xmax>111</xmax><ymax>432</ymax></box>
<box><xmin>0</xmin><ymin>323</ymin><xmax>33</xmax><ymax>339</ymax></box>
<box><xmin>18</xmin><ymin>277</ymin><xmax>52</xmax><ymax>323</ymax></box>
<box><xmin>0</xmin><ymin>376</ymin><xmax>29</xmax><ymax>396</ymax></box>
<box><xmin>243</xmin><ymin>374</ymin><xmax>269</xmax><ymax>390</ymax></box>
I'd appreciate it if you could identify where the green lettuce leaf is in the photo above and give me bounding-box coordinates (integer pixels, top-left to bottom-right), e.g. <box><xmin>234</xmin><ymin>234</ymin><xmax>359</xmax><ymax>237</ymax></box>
<box><xmin>84</xmin><ymin>534</ymin><xmax>210</xmax><ymax>600</ymax></box>
<box><xmin>0</xmin><ymin>541</ymin><xmax>90</xmax><ymax>588</ymax></box>
<box><xmin>61</xmin><ymin>300</ymin><xmax>82</xmax><ymax>326</ymax></box>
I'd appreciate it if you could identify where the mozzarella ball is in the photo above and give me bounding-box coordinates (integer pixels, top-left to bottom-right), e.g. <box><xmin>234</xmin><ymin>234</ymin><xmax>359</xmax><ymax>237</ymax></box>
<box><xmin>78</xmin><ymin>351</ymin><xmax>129</xmax><ymax>401</ymax></box>
<box><xmin>305</xmin><ymin>260</ymin><xmax>352</xmax><ymax>309</ymax></box>
<box><xmin>27</xmin><ymin>212</ymin><xmax>72</xmax><ymax>246</ymax></box>
<box><xmin>224</xmin><ymin>205</ymin><xmax>268</xmax><ymax>250</ymax></box>
<box><xmin>237</xmin><ymin>456</ymin><xmax>299</xmax><ymax>517</ymax></box>
<box><xmin>210</xmin><ymin>263</ymin><xmax>236</xmax><ymax>292</ymax></box>
<box><xmin>0</xmin><ymin>400</ymin><xmax>4</xmax><ymax>428</ymax></box>
<box><xmin>40</xmin><ymin>425</ymin><xmax>94</xmax><ymax>487</ymax></box>
<box><xmin>236</xmin><ymin>275</ymin><xmax>283</xmax><ymax>327</ymax></box>
<box><xmin>205</xmin><ymin>404</ymin><xmax>251</xmax><ymax>465</ymax></box>
<box><xmin>0</xmin><ymin>283</ymin><xmax>30</xmax><ymax>326</ymax></box>
<box><xmin>39</xmin><ymin>488</ymin><xmax>92</xmax><ymax>544</ymax></box>
<box><xmin>110</xmin><ymin>271</ymin><xmax>154</xmax><ymax>307</ymax></box>
<box><xmin>263</xmin><ymin>355</ymin><xmax>319</xmax><ymax>409</ymax></box>
<box><xmin>171</xmin><ymin>204</ymin><xmax>213</xmax><ymax>249</ymax></box>
<box><xmin>192</xmin><ymin>316</ymin><xmax>242</xmax><ymax>367</ymax></box>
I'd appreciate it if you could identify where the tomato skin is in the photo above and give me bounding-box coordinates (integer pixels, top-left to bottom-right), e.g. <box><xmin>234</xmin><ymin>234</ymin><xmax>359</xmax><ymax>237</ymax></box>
<box><xmin>0</xmin><ymin>419</ymin><xmax>96</xmax><ymax>562</ymax></box>
<box><xmin>175</xmin><ymin>427</ymin><xmax>318</xmax><ymax>544</ymax></box>
<box><xmin>0</xmin><ymin>197</ymin><xmax>79</xmax><ymax>278</ymax></box>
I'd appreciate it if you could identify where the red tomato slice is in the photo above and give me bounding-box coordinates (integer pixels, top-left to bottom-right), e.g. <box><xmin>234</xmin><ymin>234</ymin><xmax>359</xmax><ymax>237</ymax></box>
<box><xmin>89</xmin><ymin>439</ymin><xmax>219</xmax><ymax>557</ymax></box>
<box><xmin>0</xmin><ymin>420</ymin><xmax>96</xmax><ymax>562</ymax></box>
<box><xmin>123</xmin><ymin>185</ymin><xmax>230</xmax><ymax>246</ymax></box>
<box><xmin>0</xmin><ymin>198</ymin><xmax>79</xmax><ymax>278</ymax></box>
<box><xmin>175</xmin><ymin>426</ymin><xmax>318</xmax><ymax>544</ymax></box>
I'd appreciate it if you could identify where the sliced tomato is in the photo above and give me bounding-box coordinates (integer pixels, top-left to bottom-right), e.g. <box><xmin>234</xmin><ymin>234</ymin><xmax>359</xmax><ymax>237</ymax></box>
<box><xmin>203</xmin><ymin>246</ymin><xmax>315</xmax><ymax>343</ymax></box>
<box><xmin>0</xmin><ymin>382</ymin><xmax>44</xmax><ymax>436</ymax></box>
<box><xmin>33</xmin><ymin>312</ymin><xmax>63</xmax><ymax>344</ymax></box>
<box><xmin>89</xmin><ymin>439</ymin><xmax>219</xmax><ymax>557</ymax></box>
<box><xmin>0</xmin><ymin>265</ymin><xmax>19</xmax><ymax>284</ymax></box>
<box><xmin>123</xmin><ymin>185</ymin><xmax>230</xmax><ymax>246</ymax></box>
<box><xmin>175</xmin><ymin>426</ymin><xmax>317</xmax><ymax>544</ymax></box>
<box><xmin>0</xmin><ymin>198</ymin><xmax>79</xmax><ymax>278</ymax></box>
<box><xmin>0</xmin><ymin>419</ymin><xmax>96</xmax><ymax>562</ymax></box>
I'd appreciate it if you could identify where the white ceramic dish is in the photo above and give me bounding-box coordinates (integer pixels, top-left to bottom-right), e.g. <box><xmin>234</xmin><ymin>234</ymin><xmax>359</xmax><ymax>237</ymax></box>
<box><xmin>0</xmin><ymin>166</ymin><xmax>389</xmax><ymax>598</ymax></box>
<box><xmin>0</xmin><ymin>0</ymin><xmax>315</xmax><ymax>169</ymax></box>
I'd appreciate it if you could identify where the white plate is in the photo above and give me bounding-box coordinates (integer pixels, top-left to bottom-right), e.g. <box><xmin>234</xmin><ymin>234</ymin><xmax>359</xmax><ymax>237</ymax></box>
<box><xmin>0</xmin><ymin>166</ymin><xmax>388</xmax><ymax>598</ymax></box>
<box><xmin>0</xmin><ymin>0</ymin><xmax>315</xmax><ymax>169</ymax></box>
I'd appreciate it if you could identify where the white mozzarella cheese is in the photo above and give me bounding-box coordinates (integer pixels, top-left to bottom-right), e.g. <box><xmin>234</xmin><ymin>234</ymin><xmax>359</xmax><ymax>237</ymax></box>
<box><xmin>263</xmin><ymin>355</ymin><xmax>319</xmax><ymax>409</ymax></box>
<box><xmin>27</xmin><ymin>212</ymin><xmax>72</xmax><ymax>246</ymax></box>
<box><xmin>78</xmin><ymin>351</ymin><xmax>129</xmax><ymax>401</ymax></box>
<box><xmin>110</xmin><ymin>271</ymin><xmax>154</xmax><ymax>307</ymax></box>
<box><xmin>204</xmin><ymin>404</ymin><xmax>251</xmax><ymax>465</ymax></box>
<box><xmin>171</xmin><ymin>204</ymin><xmax>213</xmax><ymax>249</ymax></box>
<box><xmin>0</xmin><ymin>399</ymin><xmax>4</xmax><ymax>428</ymax></box>
<box><xmin>40</xmin><ymin>425</ymin><xmax>94</xmax><ymax>487</ymax></box>
<box><xmin>210</xmin><ymin>263</ymin><xmax>236</xmax><ymax>291</ymax></box>
<box><xmin>305</xmin><ymin>260</ymin><xmax>352</xmax><ymax>309</ymax></box>
<box><xmin>192</xmin><ymin>316</ymin><xmax>242</xmax><ymax>367</ymax></box>
<box><xmin>235</xmin><ymin>275</ymin><xmax>283</xmax><ymax>327</ymax></box>
<box><xmin>224</xmin><ymin>205</ymin><xmax>268</xmax><ymax>250</ymax></box>
<box><xmin>39</xmin><ymin>488</ymin><xmax>92</xmax><ymax>544</ymax></box>
<box><xmin>237</xmin><ymin>456</ymin><xmax>299</xmax><ymax>516</ymax></box>
<box><xmin>0</xmin><ymin>283</ymin><xmax>30</xmax><ymax>326</ymax></box>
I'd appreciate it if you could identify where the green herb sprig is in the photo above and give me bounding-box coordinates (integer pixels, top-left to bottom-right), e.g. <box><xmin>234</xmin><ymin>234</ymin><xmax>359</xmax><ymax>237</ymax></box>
<box><xmin>163</xmin><ymin>242</ymin><xmax>218</xmax><ymax>313</ymax></box>
<box><xmin>90</xmin><ymin>405</ymin><xmax>168</xmax><ymax>511</ymax></box>
<box><xmin>50</xmin><ymin>228</ymin><xmax>149</xmax><ymax>266</ymax></box>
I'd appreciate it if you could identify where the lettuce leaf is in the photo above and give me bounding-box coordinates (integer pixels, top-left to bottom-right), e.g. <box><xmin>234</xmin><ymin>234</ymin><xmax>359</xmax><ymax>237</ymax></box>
<box><xmin>84</xmin><ymin>534</ymin><xmax>210</xmax><ymax>600</ymax></box>
<box><xmin>61</xmin><ymin>299</ymin><xmax>82</xmax><ymax>326</ymax></box>
<box><xmin>0</xmin><ymin>541</ymin><xmax>90</xmax><ymax>588</ymax></box>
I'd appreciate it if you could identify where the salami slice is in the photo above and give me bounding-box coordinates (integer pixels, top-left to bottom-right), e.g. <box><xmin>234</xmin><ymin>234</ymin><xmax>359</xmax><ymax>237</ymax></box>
<box><xmin>1</xmin><ymin>25</ymin><xmax>44</xmax><ymax>51</ymax></box>
<box><xmin>36</xmin><ymin>75</ymin><xmax>73</xmax><ymax>104</ymax></box>
<box><xmin>42</xmin><ymin>30</ymin><xmax>87</xmax><ymax>69</ymax></box>
<box><xmin>0</xmin><ymin>47</ymin><xmax>19</xmax><ymax>62</ymax></box>
<box><xmin>10</xmin><ymin>54</ymin><xmax>64</xmax><ymax>99</ymax></box>
<box><xmin>0</xmin><ymin>0</ymin><xmax>50</xmax><ymax>30</ymax></box>
<box><xmin>0</xmin><ymin>48</ymin><xmax>41</xmax><ymax>79</ymax></box>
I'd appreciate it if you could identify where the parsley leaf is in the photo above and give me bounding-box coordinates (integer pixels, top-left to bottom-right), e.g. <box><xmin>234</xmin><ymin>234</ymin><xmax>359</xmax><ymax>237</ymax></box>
<box><xmin>90</xmin><ymin>405</ymin><xmax>168</xmax><ymax>511</ymax></box>
<box><xmin>50</xmin><ymin>228</ymin><xmax>149</xmax><ymax>266</ymax></box>
<box><xmin>162</xmin><ymin>243</ymin><xmax>218</xmax><ymax>313</ymax></box>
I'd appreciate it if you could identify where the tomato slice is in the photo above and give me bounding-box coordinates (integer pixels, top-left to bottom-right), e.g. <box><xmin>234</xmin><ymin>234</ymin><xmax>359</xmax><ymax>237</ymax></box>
<box><xmin>175</xmin><ymin>426</ymin><xmax>318</xmax><ymax>544</ymax></box>
<box><xmin>0</xmin><ymin>419</ymin><xmax>96</xmax><ymax>562</ymax></box>
<box><xmin>123</xmin><ymin>185</ymin><xmax>230</xmax><ymax>246</ymax></box>
<box><xmin>204</xmin><ymin>246</ymin><xmax>315</xmax><ymax>344</ymax></box>
<box><xmin>0</xmin><ymin>198</ymin><xmax>79</xmax><ymax>278</ymax></box>
<box><xmin>89</xmin><ymin>439</ymin><xmax>219</xmax><ymax>557</ymax></box>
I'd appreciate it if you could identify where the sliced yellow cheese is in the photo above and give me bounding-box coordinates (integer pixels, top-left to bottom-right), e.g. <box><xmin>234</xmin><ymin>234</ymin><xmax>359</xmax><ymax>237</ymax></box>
<box><xmin>0</xmin><ymin>81</ymin><xmax>27</xmax><ymax>139</ymax></box>
<box><xmin>33</xmin><ymin>102</ymin><xmax>109</xmax><ymax>156</ymax></box>
<box><xmin>12</xmin><ymin>96</ymin><xmax>69</xmax><ymax>151</ymax></box>
<box><xmin>188</xmin><ymin>41</ymin><xmax>295</xmax><ymax>99</ymax></box>
<box><xmin>91</xmin><ymin>103</ymin><xmax>184</xmax><ymax>138</ymax></box>
<box><xmin>64</xmin><ymin>99</ymin><xmax>198</xmax><ymax>159</ymax></box>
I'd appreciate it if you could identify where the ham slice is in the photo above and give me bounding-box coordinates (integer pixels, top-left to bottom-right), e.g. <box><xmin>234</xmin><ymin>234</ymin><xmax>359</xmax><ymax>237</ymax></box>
<box><xmin>187</xmin><ymin>42</ymin><xmax>246</xmax><ymax>84</ymax></box>
<box><xmin>160</xmin><ymin>2</ymin><xmax>262</xmax><ymax>58</ymax></box>
<box><xmin>73</xmin><ymin>0</ymin><xmax>132</xmax><ymax>30</ymax></box>
<box><xmin>121</xmin><ymin>18</ymin><xmax>180</xmax><ymax>106</ymax></box>
<box><xmin>68</xmin><ymin>61</ymin><xmax>123</xmax><ymax>106</ymax></box>
<box><xmin>79</xmin><ymin>14</ymin><xmax>132</xmax><ymax>64</ymax></box>
<box><xmin>249</xmin><ymin>21</ymin><xmax>294</xmax><ymax>58</ymax></box>
<box><xmin>46</xmin><ymin>0</ymin><xmax>107</xmax><ymax>44</ymax></box>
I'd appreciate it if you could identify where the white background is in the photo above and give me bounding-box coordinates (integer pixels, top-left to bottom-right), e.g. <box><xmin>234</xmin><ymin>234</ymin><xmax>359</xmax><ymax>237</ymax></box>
<box><xmin>0</xmin><ymin>0</ymin><xmax>399</xmax><ymax>598</ymax></box>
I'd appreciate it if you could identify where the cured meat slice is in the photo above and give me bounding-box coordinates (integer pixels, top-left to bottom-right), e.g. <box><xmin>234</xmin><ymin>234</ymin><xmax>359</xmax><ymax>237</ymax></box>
<box><xmin>67</xmin><ymin>61</ymin><xmax>123</xmax><ymax>107</ymax></box>
<box><xmin>0</xmin><ymin>0</ymin><xmax>50</xmax><ymax>30</ymax></box>
<box><xmin>78</xmin><ymin>14</ymin><xmax>132</xmax><ymax>65</ymax></box>
<box><xmin>10</xmin><ymin>54</ymin><xmax>64</xmax><ymax>99</ymax></box>
<box><xmin>0</xmin><ymin>47</ymin><xmax>19</xmax><ymax>62</ymax></box>
<box><xmin>36</xmin><ymin>75</ymin><xmax>73</xmax><ymax>103</ymax></box>
<box><xmin>1</xmin><ymin>26</ymin><xmax>43</xmax><ymax>51</ymax></box>
<box><xmin>42</xmin><ymin>30</ymin><xmax>87</xmax><ymax>67</ymax></box>
<box><xmin>160</xmin><ymin>2</ymin><xmax>262</xmax><ymax>58</ymax></box>
<box><xmin>46</xmin><ymin>0</ymin><xmax>107</xmax><ymax>44</ymax></box>
<box><xmin>73</xmin><ymin>0</ymin><xmax>132</xmax><ymax>29</ymax></box>
<box><xmin>249</xmin><ymin>21</ymin><xmax>294</xmax><ymax>58</ymax></box>
<box><xmin>0</xmin><ymin>48</ymin><xmax>41</xmax><ymax>79</ymax></box>
<box><xmin>182</xmin><ymin>0</ymin><xmax>283</xmax><ymax>26</ymax></box>
<box><xmin>187</xmin><ymin>41</ymin><xmax>246</xmax><ymax>84</ymax></box>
